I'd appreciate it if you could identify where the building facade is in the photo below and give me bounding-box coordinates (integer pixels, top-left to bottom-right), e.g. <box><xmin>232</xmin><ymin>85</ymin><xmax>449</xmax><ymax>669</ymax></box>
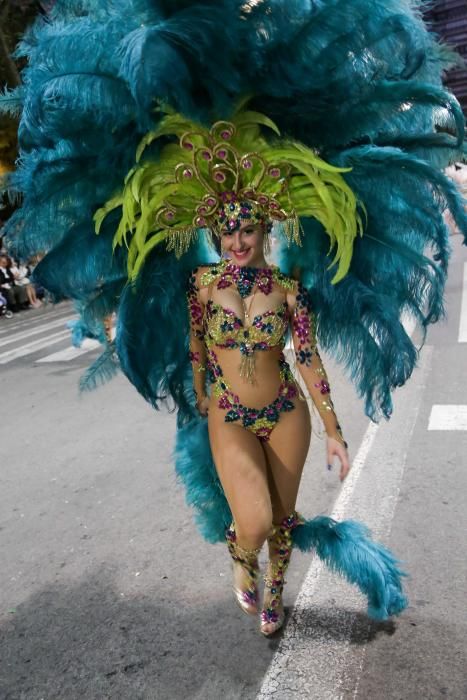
<box><xmin>424</xmin><ymin>0</ymin><xmax>467</xmax><ymax>113</ymax></box>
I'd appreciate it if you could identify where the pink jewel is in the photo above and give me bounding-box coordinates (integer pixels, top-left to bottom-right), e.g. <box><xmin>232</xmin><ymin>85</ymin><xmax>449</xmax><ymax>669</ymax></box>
<box><xmin>215</xmin><ymin>172</ymin><xmax>226</xmax><ymax>182</ymax></box>
<box><xmin>221</xmin><ymin>130</ymin><xmax>231</xmax><ymax>140</ymax></box>
<box><xmin>183</xmin><ymin>142</ymin><xmax>194</xmax><ymax>151</ymax></box>
<box><xmin>202</xmin><ymin>150</ymin><xmax>212</xmax><ymax>161</ymax></box>
<box><xmin>258</xmin><ymin>195</ymin><xmax>269</xmax><ymax>205</ymax></box>
<box><xmin>242</xmin><ymin>160</ymin><xmax>252</xmax><ymax>169</ymax></box>
<box><xmin>229</xmin><ymin>219</ymin><xmax>237</xmax><ymax>228</ymax></box>
<box><xmin>206</xmin><ymin>197</ymin><xmax>217</xmax><ymax>206</ymax></box>
<box><xmin>165</xmin><ymin>211</ymin><xmax>175</xmax><ymax>220</ymax></box>
<box><xmin>183</xmin><ymin>168</ymin><xmax>193</xmax><ymax>179</ymax></box>
<box><xmin>198</xmin><ymin>206</ymin><xmax>208</xmax><ymax>215</ymax></box>
<box><xmin>217</xmin><ymin>149</ymin><xmax>227</xmax><ymax>159</ymax></box>
<box><xmin>270</xmin><ymin>201</ymin><xmax>279</xmax><ymax>209</ymax></box>
<box><xmin>269</xmin><ymin>167</ymin><xmax>281</xmax><ymax>178</ymax></box>
<box><xmin>196</xmin><ymin>216</ymin><xmax>207</xmax><ymax>226</ymax></box>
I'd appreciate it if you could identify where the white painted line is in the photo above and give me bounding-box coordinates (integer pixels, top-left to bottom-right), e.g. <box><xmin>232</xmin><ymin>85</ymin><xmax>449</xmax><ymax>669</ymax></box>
<box><xmin>80</xmin><ymin>338</ymin><xmax>102</xmax><ymax>350</ymax></box>
<box><xmin>36</xmin><ymin>339</ymin><xmax>100</xmax><ymax>363</ymax></box>
<box><xmin>256</xmin><ymin>348</ymin><xmax>433</xmax><ymax>700</ymax></box>
<box><xmin>256</xmin><ymin>423</ymin><xmax>379</xmax><ymax>700</ymax></box>
<box><xmin>428</xmin><ymin>405</ymin><xmax>467</xmax><ymax>431</ymax></box>
<box><xmin>0</xmin><ymin>307</ymin><xmax>73</xmax><ymax>335</ymax></box>
<box><xmin>459</xmin><ymin>262</ymin><xmax>467</xmax><ymax>343</ymax></box>
<box><xmin>0</xmin><ymin>330</ymin><xmax>70</xmax><ymax>364</ymax></box>
<box><xmin>0</xmin><ymin>316</ymin><xmax>74</xmax><ymax>347</ymax></box>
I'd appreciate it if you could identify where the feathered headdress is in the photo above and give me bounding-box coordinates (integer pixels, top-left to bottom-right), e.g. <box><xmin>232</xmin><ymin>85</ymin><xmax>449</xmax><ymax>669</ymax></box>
<box><xmin>95</xmin><ymin>106</ymin><xmax>363</xmax><ymax>282</ymax></box>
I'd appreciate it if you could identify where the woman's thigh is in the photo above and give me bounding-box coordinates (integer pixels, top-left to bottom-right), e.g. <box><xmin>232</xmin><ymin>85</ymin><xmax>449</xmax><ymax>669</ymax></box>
<box><xmin>263</xmin><ymin>398</ymin><xmax>311</xmax><ymax>521</ymax></box>
<box><xmin>208</xmin><ymin>407</ymin><xmax>272</xmax><ymax>544</ymax></box>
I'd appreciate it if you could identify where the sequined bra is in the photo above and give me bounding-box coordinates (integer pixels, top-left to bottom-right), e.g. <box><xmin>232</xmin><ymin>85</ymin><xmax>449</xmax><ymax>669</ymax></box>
<box><xmin>198</xmin><ymin>262</ymin><xmax>297</xmax><ymax>381</ymax></box>
<box><xmin>204</xmin><ymin>299</ymin><xmax>289</xmax><ymax>352</ymax></box>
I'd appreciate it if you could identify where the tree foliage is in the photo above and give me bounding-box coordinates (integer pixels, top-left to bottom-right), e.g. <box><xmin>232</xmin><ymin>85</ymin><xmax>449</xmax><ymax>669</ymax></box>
<box><xmin>0</xmin><ymin>1</ymin><xmax>43</xmax><ymax>187</ymax></box>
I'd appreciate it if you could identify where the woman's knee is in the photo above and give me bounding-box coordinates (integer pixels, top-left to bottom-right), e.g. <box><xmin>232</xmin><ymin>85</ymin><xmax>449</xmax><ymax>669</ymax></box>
<box><xmin>235</xmin><ymin>510</ymin><xmax>273</xmax><ymax>549</ymax></box>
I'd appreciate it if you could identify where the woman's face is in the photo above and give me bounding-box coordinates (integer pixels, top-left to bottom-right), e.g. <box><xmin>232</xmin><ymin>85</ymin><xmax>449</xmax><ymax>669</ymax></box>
<box><xmin>220</xmin><ymin>221</ymin><xmax>266</xmax><ymax>267</ymax></box>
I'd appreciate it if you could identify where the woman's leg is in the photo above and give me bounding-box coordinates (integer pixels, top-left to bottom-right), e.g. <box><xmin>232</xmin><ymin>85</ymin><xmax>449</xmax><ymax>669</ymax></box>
<box><xmin>208</xmin><ymin>408</ymin><xmax>273</xmax><ymax>613</ymax></box>
<box><xmin>26</xmin><ymin>284</ymin><xmax>38</xmax><ymax>305</ymax></box>
<box><xmin>263</xmin><ymin>398</ymin><xmax>311</xmax><ymax>522</ymax></box>
<box><xmin>208</xmin><ymin>407</ymin><xmax>272</xmax><ymax>548</ymax></box>
<box><xmin>260</xmin><ymin>399</ymin><xmax>311</xmax><ymax>634</ymax></box>
<box><xmin>26</xmin><ymin>284</ymin><xmax>39</xmax><ymax>306</ymax></box>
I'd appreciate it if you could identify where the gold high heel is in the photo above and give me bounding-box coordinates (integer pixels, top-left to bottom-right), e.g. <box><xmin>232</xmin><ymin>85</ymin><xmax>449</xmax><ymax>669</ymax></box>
<box><xmin>226</xmin><ymin>524</ymin><xmax>261</xmax><ymax>615</ymax></box>
<box><xmin>260</xmin><ymin>512</ymin><xmax>302</xmax><ymax>636</ymax></box>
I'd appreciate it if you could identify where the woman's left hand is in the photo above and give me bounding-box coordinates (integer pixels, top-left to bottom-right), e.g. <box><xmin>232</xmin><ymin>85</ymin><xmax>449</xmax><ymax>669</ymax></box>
<box><xmin>326</xmin><ymin>436</ymin><xmax>351</xmax><ymax>482</ymax></box>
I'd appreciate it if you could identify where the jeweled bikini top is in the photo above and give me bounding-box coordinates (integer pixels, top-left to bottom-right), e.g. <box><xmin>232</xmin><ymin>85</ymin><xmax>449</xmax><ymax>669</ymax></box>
<box><xmin>200</xmin><ymin>261</ymin><xmax>297</xmax><ymax>356</ymax></box>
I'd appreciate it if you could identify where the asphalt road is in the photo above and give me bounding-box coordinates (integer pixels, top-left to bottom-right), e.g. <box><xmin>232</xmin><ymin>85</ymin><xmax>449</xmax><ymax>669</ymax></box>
<box><xmin>1</xmin><ymin>236</ymin><xmax>466</xmax><ymax>700</ymax></box>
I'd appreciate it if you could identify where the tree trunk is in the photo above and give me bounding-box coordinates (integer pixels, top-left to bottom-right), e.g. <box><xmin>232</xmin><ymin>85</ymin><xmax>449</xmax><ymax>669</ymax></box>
<box><xmin>0</xmin><ymin>24</ymin><xmax>21</xmax><ymax>87</ymax></box>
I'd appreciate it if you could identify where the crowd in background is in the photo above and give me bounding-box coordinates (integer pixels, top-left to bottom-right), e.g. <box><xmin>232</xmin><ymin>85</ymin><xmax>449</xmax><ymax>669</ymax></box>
<box><xmin>0</xmin><ymin>248</ymin><xmax>45</xmax><ymax>318</ymax></box>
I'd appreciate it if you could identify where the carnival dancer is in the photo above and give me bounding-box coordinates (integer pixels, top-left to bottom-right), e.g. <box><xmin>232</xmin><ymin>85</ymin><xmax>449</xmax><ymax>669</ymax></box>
<box><xmin>2</xmin><ymin>0</ymin><xmax>467</xmax><ymax>636</ymax></box>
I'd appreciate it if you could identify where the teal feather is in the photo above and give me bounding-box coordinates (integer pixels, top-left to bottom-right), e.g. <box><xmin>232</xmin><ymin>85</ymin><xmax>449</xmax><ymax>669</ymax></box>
<box><xmin>292</xmin><ymin>517</ymin><xmax>408</xmax><ymax>620</ymax></box>
<box><xmin>175</xmin><ymin>414</ymin><xmax>231</xmax><ymax>543</ymax></box>
<box><xmin>79</xmin><ymin>343</ymin><xmax>120</xmax><ymax>392</ymax></box>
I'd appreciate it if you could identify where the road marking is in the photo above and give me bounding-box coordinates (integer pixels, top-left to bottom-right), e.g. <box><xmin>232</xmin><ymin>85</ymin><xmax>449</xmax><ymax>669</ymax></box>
<box><xmin>0</xmin><ymin>330</ymin><xmax>70</xmax><ymax>364</ymax></box>
<box><xmin>36</xmin><ymin>339</ymin><xmax>100</xmax><ymax>363</ymax></box>
<box><xmin>0</xmin><ymin>307</ymin><xmax>72</xmax><ymax>335</ymax></box>
<box><xmin>459</xmin><ymin>262</ymin><xmax>467</xmax><ymax>343</ymax></box>
<box><xmin>0</xmin><ymin>316</ymin><xmax>74</xmax><ymax>347</ymax></box>
<box><xmin>428</xmin><ymin>405</ymin><xmax>467</xmax><ymax>430</ymax></box>
<box><xmin>256</xmin><ymin>348</ymin><xmax>433</xmax><ymax>700</ymax></box>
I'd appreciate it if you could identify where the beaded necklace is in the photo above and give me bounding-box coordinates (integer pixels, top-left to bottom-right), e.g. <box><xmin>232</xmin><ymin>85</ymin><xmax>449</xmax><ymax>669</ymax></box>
<box><xmin>200</xmin><ymin>259</ymin><xmax>297</xmax><ymax>296</ymax></box>
<box><xmin>214</xmin><ymin>260</ymin><xmax>275</xmax><ymax>299</ymax></box>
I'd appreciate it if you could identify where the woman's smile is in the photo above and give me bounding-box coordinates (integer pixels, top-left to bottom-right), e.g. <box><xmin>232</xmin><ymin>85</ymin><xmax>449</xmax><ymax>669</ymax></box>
<box><xmin>231</xmin><ymin>248</ymin><xmax>252</xmax><ymax>263</ymax></box>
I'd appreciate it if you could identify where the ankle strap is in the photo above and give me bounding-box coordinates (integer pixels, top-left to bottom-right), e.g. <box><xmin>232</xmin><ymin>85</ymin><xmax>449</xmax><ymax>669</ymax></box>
<box><xmin>225</xmin><ymin>524</ymin><xmax>261</xmax><ymax>564</ymax></box>
<box><xmin>269</xmin><ymin>511</ymin><xmax>304</xmax><ymax>539</ymax></box>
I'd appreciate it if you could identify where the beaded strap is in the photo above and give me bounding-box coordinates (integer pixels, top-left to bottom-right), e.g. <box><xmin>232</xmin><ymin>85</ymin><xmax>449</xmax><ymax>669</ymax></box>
<box><xmin>261</xmin><ymin>512</ymin><xmax>304</xmax><ymax>625</ymax></box>
<box><xmin>226</xmin><ymin>524</ymin><xmax>261</xmax><ymax>606</ymax></box>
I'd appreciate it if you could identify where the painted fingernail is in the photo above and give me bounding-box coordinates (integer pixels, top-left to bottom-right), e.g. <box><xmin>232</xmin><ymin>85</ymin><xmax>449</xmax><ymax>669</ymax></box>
<box><xmin>327</xmin><ymin>463</ymin><xmax>333</xmax><ymax>471</ymax></box>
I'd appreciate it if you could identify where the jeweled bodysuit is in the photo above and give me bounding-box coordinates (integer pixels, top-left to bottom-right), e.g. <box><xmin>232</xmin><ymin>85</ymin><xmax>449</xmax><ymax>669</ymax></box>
<box><xmin>187</xmin><ymin>260</ymin><xmax>346</xmax><ymax>445</ymax></box>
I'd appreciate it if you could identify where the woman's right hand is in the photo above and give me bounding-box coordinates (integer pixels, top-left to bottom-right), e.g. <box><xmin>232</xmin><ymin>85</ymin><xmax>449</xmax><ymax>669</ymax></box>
<box><xmin>196</xmin><ymin>396</ymin><xmax>210</xmax><ymax>417</ymax></box>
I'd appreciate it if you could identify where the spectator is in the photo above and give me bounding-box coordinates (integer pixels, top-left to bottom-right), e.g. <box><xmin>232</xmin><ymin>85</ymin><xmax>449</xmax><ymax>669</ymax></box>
<box><xmin>445</xmin><ymin>163</ymin><xmax>467</xmax><ymax>235</ymax></box>
<box><xmin>0</xmin><ymin>254</ymin><xmax>29</xmax><ymax>311</ymax></box>
<box><xmin>0</xmin><ymin>290</ymin><xmax>13</xmax><ymax>318</ymax></box>
<box><xmin>27</xmin><ymin>253</ymin><xmax>47</xmax><ymax>302</ymax></box>
<box><xmin>9</xmin><ymin>258</ymin><xmax>42</xmax><ymax>308</ymax></box>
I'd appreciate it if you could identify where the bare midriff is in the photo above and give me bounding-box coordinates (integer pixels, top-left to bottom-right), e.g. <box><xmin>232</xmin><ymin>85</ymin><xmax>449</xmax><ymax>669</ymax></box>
<box><xmin>209</xmin><ymin>345</ymin><xmax>292</xmax><ymax>409</ymax></box>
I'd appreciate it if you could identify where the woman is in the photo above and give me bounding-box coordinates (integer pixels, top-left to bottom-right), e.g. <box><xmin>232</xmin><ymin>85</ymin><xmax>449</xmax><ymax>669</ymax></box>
<box><xmin>188</xmin><ymin>211</ymin><xmax>350</xmax><ymax>635</ymax></box>
<box><xmin>87</xmin><ymin>108</ymin><xmax>410</xmax><ymax>635</ymax></box>
<box><xmin>9</xmin><ymin>258</ymin><xmax>42</xmax><ymax>308</ymax></box>
<box><xmin>6</xmin><ymin>0</ymin><xmax>466</xmax><ymax>641</ymax></box>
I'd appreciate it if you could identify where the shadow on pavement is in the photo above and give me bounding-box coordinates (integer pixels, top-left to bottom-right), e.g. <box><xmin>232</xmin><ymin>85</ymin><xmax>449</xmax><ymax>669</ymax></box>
<box><xmin>0</xmin><ymin>571</ymin><xmax>403</xmax><ymax>700</ymax></box>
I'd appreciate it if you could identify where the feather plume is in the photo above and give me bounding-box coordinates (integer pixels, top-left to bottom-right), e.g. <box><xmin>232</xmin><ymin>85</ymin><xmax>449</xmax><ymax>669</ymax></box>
<box><xmin>79</xmin><ymin>343</ymin><xmax>120</xmax><ymax>392</ymax></box>
<box><xmin>293</xmin><ymin>516</ymin><xmax>407</xmax><ymax>620</ymax></box>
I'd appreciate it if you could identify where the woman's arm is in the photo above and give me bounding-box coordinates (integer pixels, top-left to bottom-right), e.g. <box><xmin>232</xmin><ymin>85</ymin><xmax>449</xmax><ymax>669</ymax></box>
<box><xmin>187</xmin><ymin>268</ymin><xmax>208</xmax><ymax>413</ymax></box>
<box><xmin>289</xmin><ymin>282</ymin><xmax>350</xmax><ymax>479</ymax></box>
